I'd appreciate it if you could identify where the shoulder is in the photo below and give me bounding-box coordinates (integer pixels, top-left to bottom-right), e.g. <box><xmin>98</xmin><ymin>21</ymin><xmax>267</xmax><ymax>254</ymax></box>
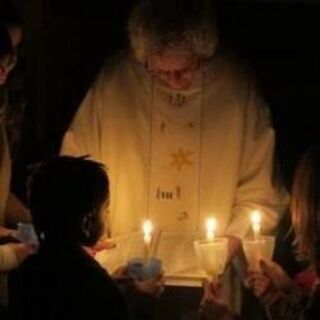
<box><xmin>209</xmin><ymin>50</ymin><xmax>254</xmax><ymax>81</ymax></box>
<box><xmin>71</xmin><ymin>249</ymin><xmax>122</xmax><ymax>294</ymax></box>
<box><xmin>76</xmin><ymin>252</ymin><xmax>130</xmax><ymax>316</ymax></box>
<box><xmin>205</xmin><ymin>50</ymin><xmax>259</xmax><ymax>101</ymax></box>
<box><xmin>206</xmin><ymin>51</ymin><xmax>266</xmax><ymax>111</ymax></box>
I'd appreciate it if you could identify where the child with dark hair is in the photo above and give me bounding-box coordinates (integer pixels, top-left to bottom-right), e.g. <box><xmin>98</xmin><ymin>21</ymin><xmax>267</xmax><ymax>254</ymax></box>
<box><xmin>9</xmin><ymin>156</ymin><xmax>130</xmax><ymax>320</ymax></box>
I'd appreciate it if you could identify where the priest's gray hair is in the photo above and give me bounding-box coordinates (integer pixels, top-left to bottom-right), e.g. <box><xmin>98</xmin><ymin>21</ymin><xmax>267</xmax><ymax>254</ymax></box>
<box><xmin>128</xmin><ymin>0</ymin><xmax>219</xmax><ymax>63</ymax></box>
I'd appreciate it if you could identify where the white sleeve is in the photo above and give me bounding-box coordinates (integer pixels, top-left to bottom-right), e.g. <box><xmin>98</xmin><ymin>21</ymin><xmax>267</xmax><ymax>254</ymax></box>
<box><xmin>60</xmin><ymin>71</ymin><xmax>106</xmax><ymax>161</ymax></box>
<box><xmin>226</xmin><ymin>81</ymin><xmax>288</xmax><ymax>238</ymax></box>
<box><xmin>0</xmin><ymin>244</ymin><xmax>18</xmax><ymax>271</ymax></box>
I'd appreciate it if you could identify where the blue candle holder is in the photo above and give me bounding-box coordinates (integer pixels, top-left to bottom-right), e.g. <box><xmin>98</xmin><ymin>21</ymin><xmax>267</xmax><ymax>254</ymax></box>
<box><xmin>127</xmin><ymin>257</ymin><xmax>162</xmax><ymax>281</ymax></box>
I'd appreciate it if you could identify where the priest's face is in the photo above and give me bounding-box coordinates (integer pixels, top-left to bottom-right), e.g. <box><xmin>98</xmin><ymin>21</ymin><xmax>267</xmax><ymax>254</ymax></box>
<box><xmin>146</xmin><ymin>48</ymin><xmax>201</xmax><ymax>90</ymax></box>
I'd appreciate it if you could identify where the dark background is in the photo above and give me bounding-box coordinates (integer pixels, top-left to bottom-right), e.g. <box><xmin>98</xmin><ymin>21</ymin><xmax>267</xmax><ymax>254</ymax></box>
<box><xmin>6</xmin><ymin>1</ymin><xmax>319</xmax><ymax>318</ymax></box>
<box><xmin>10</xmin><ymin>0</ymin><xmax>320</xmax><ymax>194</ymax></box>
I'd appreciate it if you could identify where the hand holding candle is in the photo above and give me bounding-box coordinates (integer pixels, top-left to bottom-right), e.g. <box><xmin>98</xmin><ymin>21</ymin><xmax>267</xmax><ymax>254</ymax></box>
<box><xmin>127</xmin><ymin>219</ymin><xmax>162</xmax><ymax>283</ymax></box>
<box><xmin>194</xmin><ymin>216</ymin><xmax>228</xmax><ymax>281</ymax></box>
<box><xmin>243</xmin><ymin>210</ymin><xmax>275</xmax><ymax>271</ymax></box>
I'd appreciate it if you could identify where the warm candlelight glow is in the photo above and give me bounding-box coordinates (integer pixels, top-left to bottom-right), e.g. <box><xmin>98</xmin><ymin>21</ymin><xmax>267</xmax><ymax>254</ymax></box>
<box><xmin>143</xmin><ymin>220</ymin><xmax>153</xmax><ymax>243</ymax></box>
<box><xmin>142</xmin><ymin>220</ymin><xmax>153</xmax><ymax>261</ymax></box>
<box><xmin>251</xmin><ymin>210</ymin><xmax>261</xmax><ymax>240</ymax></box>
<box><xmin>206</xmin><ymin>217</ymin><xmax>217</xmax><ymax>241</ymax></box>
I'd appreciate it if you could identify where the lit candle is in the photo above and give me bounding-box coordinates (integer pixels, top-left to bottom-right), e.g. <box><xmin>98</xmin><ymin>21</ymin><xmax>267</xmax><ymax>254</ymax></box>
<box><xmin>206</xmin><ymin>217</ymin><xmax>217</xmax><ymax>241</ymax></box>
<box><xmin>142</xmin><ymin>220</ymin><xmax>153</xmax><ymax>261</ymax></box>
<box><xmin>251</xmin><ymin>210</ymin><xmax>261</xmax><ymax>240</ymax></box>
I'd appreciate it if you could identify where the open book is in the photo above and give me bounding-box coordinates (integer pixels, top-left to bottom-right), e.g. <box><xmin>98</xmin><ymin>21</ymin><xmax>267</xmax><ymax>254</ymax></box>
<box><xmin>95</xmin><ymin>230</ymin><xmax>207</xmax><ymax>287</ymax></box>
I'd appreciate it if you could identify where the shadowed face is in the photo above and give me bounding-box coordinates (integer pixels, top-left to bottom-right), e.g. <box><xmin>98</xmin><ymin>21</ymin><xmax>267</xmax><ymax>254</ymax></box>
<box><xmin>146</xmin><ymin>48</ymin><xmax>201</xmax><ymax>90</ymax></box>
<box><xmin>82</xmin><ymin>198</ymin><xmax>109</xmax><ymax>247</ymax></box>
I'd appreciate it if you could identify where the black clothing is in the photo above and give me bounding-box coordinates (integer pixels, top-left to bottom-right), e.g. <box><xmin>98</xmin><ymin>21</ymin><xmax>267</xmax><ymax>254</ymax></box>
<box><xmin>9</xmin><ymin>244</ymin><xmax>130</xmax><ymax>320</ymax></box>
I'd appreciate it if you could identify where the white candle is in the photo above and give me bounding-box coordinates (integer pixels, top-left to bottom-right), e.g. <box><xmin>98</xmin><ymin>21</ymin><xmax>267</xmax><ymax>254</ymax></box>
<box><xmin>206</xmin><ymin>217</ymin><xmax>217</xmax><ymax>241</ymax></box>
<box><xmin>142</xmin><ymin>220</ymin><xmax>153</xmax><ymax>261</ymax></box>
<box><xmin>251</xmin><ymin>210</ymin><xmax>261</xmax><ymax>240</ymax></box>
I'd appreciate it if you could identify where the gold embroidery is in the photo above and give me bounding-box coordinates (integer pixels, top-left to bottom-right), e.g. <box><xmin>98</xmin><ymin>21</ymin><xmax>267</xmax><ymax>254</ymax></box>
<box><xmin>187</xmin><ymin>122</ymin><xmax>194</xmax><ymax>129</ymax></box>
<box><xmin>170</xmin><ymin>148</ymin><xmax>194</xmax><ymax>171</ymax></box>
<box><xmin>177</xmin><ymin>211</ymin><xmax>189</xmax><ymax>221</ymax></box>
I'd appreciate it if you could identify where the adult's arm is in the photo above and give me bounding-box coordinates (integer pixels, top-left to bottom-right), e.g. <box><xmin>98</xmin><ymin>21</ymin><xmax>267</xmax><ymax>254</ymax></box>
<box><xmin>60</xmin><ymin>69</ymin><xmax>107</xmax><ymax>160</ymax></box>
<box><xmin>226</xmin><ymin>80</ymin><xmax>288</xmax><ymax>238</ymax></box>
<box><xmin>5</xmin><ymin>193</ymin><xmax>31</xmax><ymax>228</ymax></box>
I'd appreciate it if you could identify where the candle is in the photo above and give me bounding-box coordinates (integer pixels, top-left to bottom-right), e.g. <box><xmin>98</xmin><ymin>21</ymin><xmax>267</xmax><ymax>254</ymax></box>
<box><xmin>251</xmin><ymin>210</ymin><xmax>261</xmax><ymax>240</ymax></box>
<box><xmin>206</xmin><ymin>217</ymin><xmax>217</xmax><ymax>241</ymax></box>
<box><xmin>142</xmin><ymin>220</ymin><xmax>153</xmax><ymax>261</ymax></box>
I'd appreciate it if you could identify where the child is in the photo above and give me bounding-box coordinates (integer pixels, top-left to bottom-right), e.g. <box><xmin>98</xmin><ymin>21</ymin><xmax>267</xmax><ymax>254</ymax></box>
<box><xmin>201</xmin><ymin>144</ymin><xmax>320</xmax><ymax>320</ymax></box>
<box><xmin>9</xmin><ymin>156</ymin><xmax>130</xmax><ymax>320</ymax></box>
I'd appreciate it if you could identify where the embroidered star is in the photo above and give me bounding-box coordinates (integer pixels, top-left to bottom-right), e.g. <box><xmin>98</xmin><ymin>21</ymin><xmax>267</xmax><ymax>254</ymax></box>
<box><xmin>170</xmin><ymin>148</ymin><xmax>194</xmax><ymax>171</ymax></box>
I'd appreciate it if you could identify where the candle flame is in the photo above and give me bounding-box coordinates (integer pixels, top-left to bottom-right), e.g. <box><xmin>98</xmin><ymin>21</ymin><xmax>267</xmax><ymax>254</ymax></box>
<box><xmin>251</xmin><ymin>211</ymin><xmax>261</xmax><ymax>225</ymax></box>
<box><xmin>251</xmin><ymin>210</ymin><xmax>261</xmax><ymax>239</ymax></box>
<box><xmin>206</xmin><ymin>217</ymin><xmax>217</xmax><ymax>241</ymax></box>
<box><xmin>143</xmin><ymin>220</ymin><xmax>153</xmax><ymax>244</ymax></box>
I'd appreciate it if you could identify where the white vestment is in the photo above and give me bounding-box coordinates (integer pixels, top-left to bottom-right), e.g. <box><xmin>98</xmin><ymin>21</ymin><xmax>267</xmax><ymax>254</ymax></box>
<box><xmin>61</xmin><ymin>52</ymin><xmax>288</xmax><ymax>313</ymax></box>
<box><xmin>61</xmin><ymin>52</ymin><xmax>286</xmax><ymax>238</ymax></box>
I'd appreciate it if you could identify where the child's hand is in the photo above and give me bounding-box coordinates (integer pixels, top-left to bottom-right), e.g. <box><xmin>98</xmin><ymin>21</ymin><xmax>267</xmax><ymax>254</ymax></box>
<box><xmin>113</xmin><ymin>266</ymin><xmax>164</xmax><ymax>298</ymax></box>
<box><xmin>133</xmin><ymin>272</ymin><xmax>164</xmax><ymax>297</ymax></box>
<box><xmin>0</xmin><ymin>226</ymin><xmax>18</xmax><ymax>239</ymax></box>
<box><xmin>259</xmin><ymin>260</ymin><xmax>295</xmax><ymax>292</ymax></box>
<box><xmin>12</xmin><ymin>243</ymin><xmax>37</xmax><ymax>265</ymax></box>
<box><xmin>0</xmin><ymin>243</ymin><xmax>36</xmax><ymax>271</ymax></box>
<box><xmin>91</xmin><ymin>238</ymin><xmax>116</xmax><ymax>255</ymax></box>
<box><xmin>247</xmin><ymin>260</ymin><xmax>299</xmax><ymax>307</ymax></box>
<box><xmin>201</xmin><ymin>278</ymin><xmax>226</xmax><ymax>307</ymax></box>
<box><xmin>84</xmin><ymin>238</ymin><xmax>116</xmax><ymax>256</ymax></box>
<box><xmin>247</xmin><ymin>269</ymin><xmax>280</xmax><ymax>306</ymax></box>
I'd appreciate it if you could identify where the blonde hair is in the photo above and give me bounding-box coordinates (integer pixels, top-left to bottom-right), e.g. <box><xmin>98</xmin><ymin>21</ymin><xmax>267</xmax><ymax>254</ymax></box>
<box><xmin>128</xmin><ymin>0</ymin><xmax>219</xmax><ymax>63</ymax></box>
<box><xmin>291</xmin><ymin>144</ymin><xmax>320</xmax><ymax>264</ymax></box>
